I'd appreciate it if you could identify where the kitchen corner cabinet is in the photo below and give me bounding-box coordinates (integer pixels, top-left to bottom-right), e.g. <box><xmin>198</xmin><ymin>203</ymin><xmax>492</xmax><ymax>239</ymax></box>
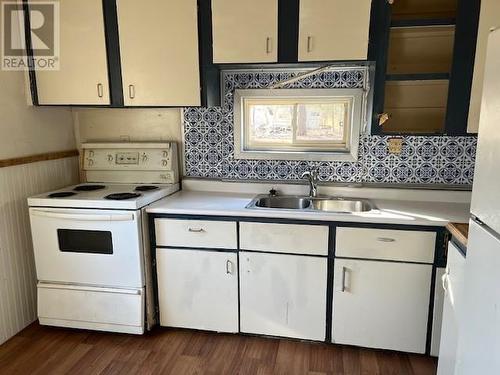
<box><xmin>332</xmin><ymin>259</ymin><xmax>432</xmax><ymax>353</ymax></box>
<box><xmin>211</xmin><ymin>0</ymin><xmax>278</xmax><ymax>63</ymax></box>
<box><xmin>33</xmin><ymin>0</ymin><xmax>110</xmax><ymax>105</ymax></box>
<box><xmin>116</xmin><ymin>0</ymin><xmax>200</xmax><ymax>106</ymax></box>
<box><xmin>298</xmin><ymin>0</ymin><xmax>372</xmax><ymax>62</ymax></box>
<box><xmin>239</xmin><ymin>251</ymin><xmax>327</xmax><ymax>341</ymax></box>
<box><xmin>156</xmin><ymin>248</ymin><xmax>238</xmax><ymax>333</ymax></box>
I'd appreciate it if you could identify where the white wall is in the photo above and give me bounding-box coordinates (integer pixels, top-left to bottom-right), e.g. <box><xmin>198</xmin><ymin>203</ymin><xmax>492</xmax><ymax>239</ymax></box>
<box><xmin>0</xmin><ymin>69</ymin><xmax>77</xmax><ymax>344</ymax></box>
<box><xmin>72</xmin><ymin>108</ymin><xmax>182</xmax><ymax>146</ymax></box>
<box><xmin>0</xmin><ymin>70</ymin><xmax>75</xmax><ymax>159</ymax></box>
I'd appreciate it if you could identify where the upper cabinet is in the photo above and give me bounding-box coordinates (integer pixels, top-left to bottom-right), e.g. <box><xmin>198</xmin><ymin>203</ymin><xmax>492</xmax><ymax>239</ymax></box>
<box><xmin>34</xmin><ymin>0</ymin><xmax>110</xmax><ymax>105</ymax></box>
<box><xmin>27</xmin><ymin>0</ymin><xmax>216</xmax><ymax>107</ymax></box>
<box><xmin>298</xmin><ymin>0</ymin><xmax>372</xmax><ymax>62</ymax></box>
<box><xmin>370</xmin><ymin>0</ymin><xmax>481</xmax><ymax>136</ymax></box>
<box><xmin>211</xmin><ymin>0</ymin><xmax>278</xmax><ymax>63</ymax></box>
<box><xmin>116</xmin><ymin>0</ymin><xmax>201</xmax><ymax>106</ymax></box>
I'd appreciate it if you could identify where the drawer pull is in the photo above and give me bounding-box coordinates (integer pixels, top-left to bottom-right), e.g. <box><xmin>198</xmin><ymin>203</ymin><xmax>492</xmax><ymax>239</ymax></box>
<box><xmin>128</xmin><ymin>84</ymin><xmax>135</xmax><ymax>99</ymax></box>
<box><xmin>376</xmin><ymin>237</ymin><xmax>396</xmax><ymax>243</ymax></box>
<box><xmin>188</xmin><ymin>228</ymin><xmax>205</xmax><ymax>233</ymax></box>
<box><xmin>226</xmin><ymin>260</ymin><xmax>233</xmax><ymax>275</ymax></box>
<box><xmin>97</xmin><ymin>83</ymin><xmax>104</xmax><ymax>98</ymax></box>
<box><xmin>442</xmin><ymin>272</ymin><xmax>449</xmax><ymax>292</ymax></box>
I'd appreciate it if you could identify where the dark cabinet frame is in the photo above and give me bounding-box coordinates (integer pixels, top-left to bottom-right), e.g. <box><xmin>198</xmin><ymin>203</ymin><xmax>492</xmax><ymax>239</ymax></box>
<box><xmin>368</xmin><ymin>0</ymin><xmax>481</xmax><ymax>136</ymax></box>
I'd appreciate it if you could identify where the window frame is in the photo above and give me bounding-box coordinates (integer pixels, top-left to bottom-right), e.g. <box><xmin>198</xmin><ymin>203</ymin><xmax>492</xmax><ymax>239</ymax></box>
<box><xmin>234</xmin><ymin>88</ymin><xmax>365</xmax><ymax>161</ymax></box>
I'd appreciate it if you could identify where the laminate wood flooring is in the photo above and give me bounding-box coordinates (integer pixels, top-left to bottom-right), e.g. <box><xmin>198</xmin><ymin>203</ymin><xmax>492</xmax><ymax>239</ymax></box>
<box><xmin>0</xmin><ymin>323</ymin><xmax>437</xmax><ymax>375</ymax></box>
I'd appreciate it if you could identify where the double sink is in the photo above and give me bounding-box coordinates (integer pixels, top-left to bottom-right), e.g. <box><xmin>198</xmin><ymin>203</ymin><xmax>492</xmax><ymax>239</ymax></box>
<box><xmin>246</xmin><ymin>194</ymin><xmax>375</xmax><ymax>214</ymax></box>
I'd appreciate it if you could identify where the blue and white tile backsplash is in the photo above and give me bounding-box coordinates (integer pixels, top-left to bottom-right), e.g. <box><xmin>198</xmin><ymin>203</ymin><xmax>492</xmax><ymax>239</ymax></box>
<box><xmin>183</xmin><ymin>68</ymin><xmax>476</xmax><ymax>185</ymax></box>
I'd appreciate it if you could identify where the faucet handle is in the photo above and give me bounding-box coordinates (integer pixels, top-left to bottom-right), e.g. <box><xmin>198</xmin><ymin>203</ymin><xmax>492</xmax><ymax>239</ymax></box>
<box><xmin>269</xmin><ymin>188</ymin><xmax>278</xmax><ymax>197</ymax></box>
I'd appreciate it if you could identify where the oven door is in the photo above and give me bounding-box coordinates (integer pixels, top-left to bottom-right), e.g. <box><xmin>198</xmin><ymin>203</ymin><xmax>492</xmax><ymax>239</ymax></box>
<box><xmin>29</xmin><ymin>207</ymin><xmax>144</xmax><ymax>288</ymax></box>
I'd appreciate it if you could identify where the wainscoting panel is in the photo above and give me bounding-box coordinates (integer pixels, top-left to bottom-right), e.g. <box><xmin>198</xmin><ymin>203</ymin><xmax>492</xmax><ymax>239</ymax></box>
<box><xmin>0</xmin><ymin>157</ymin><xmax>79</xmax><ymax>345</ymax></box>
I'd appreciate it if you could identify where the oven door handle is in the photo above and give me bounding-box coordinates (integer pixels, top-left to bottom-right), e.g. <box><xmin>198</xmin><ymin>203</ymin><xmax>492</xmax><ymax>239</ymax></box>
<box><xmin>30</xmin><ymin>209</ymin><xmax>134</xmax><ymax>222</ymax></box>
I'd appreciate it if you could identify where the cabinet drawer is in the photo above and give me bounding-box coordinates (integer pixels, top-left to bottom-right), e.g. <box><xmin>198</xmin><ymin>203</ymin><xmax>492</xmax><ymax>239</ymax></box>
<box><xmin>240</xmin><ymin>222</ymin><xmax>329</xmax><ymax>256</ymax></box>
<box><xmin>336</xmin><ymin>227</ymin><xmax>436</xmax><ymax>263</ymax></box>
<box><xmin>155</xmin><ymin>219</ymin><xmax>237</xmax><ymax>249</ymax></box>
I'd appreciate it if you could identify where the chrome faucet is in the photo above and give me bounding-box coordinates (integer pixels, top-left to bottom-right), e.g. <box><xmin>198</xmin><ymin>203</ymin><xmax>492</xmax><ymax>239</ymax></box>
<box><xmin>301</xmin><ymin>169</ymin><xmax>319</xmax><ymax>198</ymax></box>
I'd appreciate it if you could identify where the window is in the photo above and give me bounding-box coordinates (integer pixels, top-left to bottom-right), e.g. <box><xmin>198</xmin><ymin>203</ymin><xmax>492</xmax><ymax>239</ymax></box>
<box><xmin>234</xmin><ymin>89</ymin><xmax>365</xmax><ymax>161</ymax></box>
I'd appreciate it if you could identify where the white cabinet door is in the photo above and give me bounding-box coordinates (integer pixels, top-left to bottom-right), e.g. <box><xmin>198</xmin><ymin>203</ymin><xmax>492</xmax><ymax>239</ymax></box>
<box><xmin>239</xmin><ymin>251</ymin><xmax>327</xmax><ymax>341</ymax></box>
<box><xmin>333</xmin><ymin>259</ymin><xmax>432</xmax><ymax>353</ymax></box>
<box><xmin>431</xmin><ymin>267</ymin><xmax>446</xmax><ymax>357</ymax></box>
<box><xmin>437</xmin><ymin>242</ymin><xmax>466</xmax><ymax>375</ymax></box>
<box><xmin>298</xmin><ymin>0</ymin><xmax>372</xmax><ymax>61</ymax></box>
<box><xmin>156</xmin><ymin>248</ymin><xmax>238</xmax><ymax>333</ymax></box>
<box><xmin>34</xmin><ymin>0</ymin><xmax>110</xmax><ymax>105</ymax></box>
<box><xmin>212</xmin><ymin>0</ymin><xmax>278</xmax><ymax>63</ymax></box>
<box><xmin>116</xmin><ymin>0</ymin><xmax>201</xmax><ymax>106</ymax></box>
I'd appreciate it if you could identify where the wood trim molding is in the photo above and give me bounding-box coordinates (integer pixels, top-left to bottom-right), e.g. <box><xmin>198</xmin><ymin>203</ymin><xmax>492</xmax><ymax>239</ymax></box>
<box><xmin>0</xmin><ymin>149</ymin><xmax>79</xmax><ymax>168</ymax></box>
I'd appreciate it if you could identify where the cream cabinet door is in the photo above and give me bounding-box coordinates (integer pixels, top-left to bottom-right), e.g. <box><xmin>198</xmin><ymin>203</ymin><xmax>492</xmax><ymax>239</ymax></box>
<box><xmin>156</xmin><ymin>248</ymin><xmax>239</xmax><ymax>333</ymax></box>
<box><xmin>332</xmin><ymin>259</ymin><xmax>432</xmax><ymax>353</ymax></box>
<box><xmin>116</xmin><ymin>0</ymin><xmax>201</xmax><ymax>106</ymax></box>
<box><xmin>239</xmin><ymin>251</ymin><xmax>327</xmax><ymax>341</ymax></box>
<box><xmin>34</xmin><ymin>0</ymin><xmax>110</xmax><ymax>105</ymax></box>
<box><xmin>212</xmin><ymin>0</ymin><xmax>278</xmax><ymax>63</ymax></box>
<box><xmin>467</xmin><ymin>0</ymin><xmax>500</xmax><ymax>133</ymax></box>
<box><xmin>298</xmin><ymin>0</ymin><xmax>372</xmax><ymax>61</ymax></box>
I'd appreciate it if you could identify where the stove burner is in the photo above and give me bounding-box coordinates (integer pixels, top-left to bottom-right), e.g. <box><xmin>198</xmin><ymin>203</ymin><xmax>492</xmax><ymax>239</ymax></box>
<box><xmin>48</xmin><ymin>192</ymin><xmax>77</xmax><ymax>198</ymax></box>
<box><xmin>135</xmin><ymin>185</ymin><xmax>159</xmax><ymax>192</ymax></box>
<box><xmin>104</xmin><ymin>193</ymin><xmax>141</xmax><ymax>200</ymax></box>
<box><xmin>73</xmin><ymin>184</ymin><xmax>106</xmax><ymax>192</ymax></box>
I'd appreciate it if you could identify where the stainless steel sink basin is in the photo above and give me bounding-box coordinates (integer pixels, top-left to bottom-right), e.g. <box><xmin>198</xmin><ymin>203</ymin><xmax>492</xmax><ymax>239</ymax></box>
<box><xmin>253</xmin><ymin>196</ymin><xmax>311</xmax><ymax>210</ymax></box>
<box><xmin>246</xmin><ymin>195</ymin><xmax>375</xmax><ymax>213</ymax></box>
<box><xmin>311</xmin><ymin>197</ymin><xmax>374</xmax><ymax>213</ymax></box>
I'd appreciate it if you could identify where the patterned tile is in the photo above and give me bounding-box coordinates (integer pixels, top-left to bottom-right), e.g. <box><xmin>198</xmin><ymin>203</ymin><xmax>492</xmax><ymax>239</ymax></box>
<box><xmin>183</xmin><ymin>68</ymin><xmax>477</xmax><ymax>186</ymax></box>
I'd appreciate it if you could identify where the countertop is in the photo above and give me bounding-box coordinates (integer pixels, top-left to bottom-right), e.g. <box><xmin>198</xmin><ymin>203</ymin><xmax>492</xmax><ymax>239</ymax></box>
<box><xmin>446</xmin><ymin>222</ymin><xmax>469</xmax><ymax>248</ymax></box>
<box><xmin>147</xmin><ymin>191</ymin><xmax>471</xmax><ymax>227</ymax></box>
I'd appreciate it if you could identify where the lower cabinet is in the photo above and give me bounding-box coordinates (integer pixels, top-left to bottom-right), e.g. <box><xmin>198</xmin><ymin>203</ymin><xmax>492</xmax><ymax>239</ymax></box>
<box><xmin>332</xmin><ymin>259</ymin><xmax>433</xmax><ymax>353</ymax></box>
<box><xmin>239</xmin><ymin>251</ymin><xmax>327</xmax><ymax>341</ymax></box>
<box><xmin>156</xmin><ymin>248</ymin><xmax>238</xmax><ymax>332</ymax></box>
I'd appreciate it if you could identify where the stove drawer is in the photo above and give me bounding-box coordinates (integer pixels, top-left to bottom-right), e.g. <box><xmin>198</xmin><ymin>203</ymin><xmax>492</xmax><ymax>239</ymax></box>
<box><xmin>37</xmin><ymin>283</ymin><xmax>144</xmax><ymax>334</ymax></box>
<box><xmin>155</xmin><ymin>218</ymin><xmax>237</xmax><ymax>249</ymax></box>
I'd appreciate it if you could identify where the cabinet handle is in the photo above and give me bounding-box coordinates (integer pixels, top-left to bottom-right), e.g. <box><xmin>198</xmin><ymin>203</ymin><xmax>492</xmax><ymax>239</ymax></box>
<box><xmin>376</xmin><ymin>237</ymin><xmax>396</xmax><ymax>243</ymax></box>
<box><xmin>307</xmin><ymin>36</ymin><xmax>313</xmax><ymax>52</ymax></box>
<box><xmin>266</xmin><ymin>37</ymin><xmax>272</xmax><ymax>54</ymax></box>
<box><xmin>128</xmin><ymin>84</ymin><xmax>135</xmax><ymax>99</ymax></box>
<box><xmin>188</xmin><ymin>227</ymin><xmax>205</xmax><ymax>233</ymax></box>
<box><xmin>341</xmin><ymin>266</ymin><xmax>348</xmax><ymax>292</ymax></box>
<box><xmin>226</xmin><ymin>260</ymin><xmax>233</xmax><ymax>274</ymax></box>
<box><xmin>97</xmin><ymin>83</ymin><xmax>103</xmax><ymax>98</ymax></box>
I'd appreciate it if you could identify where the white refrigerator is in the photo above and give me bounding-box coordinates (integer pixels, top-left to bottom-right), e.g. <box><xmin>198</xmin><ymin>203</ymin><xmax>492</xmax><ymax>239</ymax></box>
<box><xmin>454</xmin><ymin>28</ymin><xmax>500</xmax><ymax>375</ymax></box>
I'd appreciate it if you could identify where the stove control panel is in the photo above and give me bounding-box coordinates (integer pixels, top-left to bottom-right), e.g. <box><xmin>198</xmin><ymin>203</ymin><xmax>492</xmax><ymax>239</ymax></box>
<box><xmin>81</xmin><ymin>142</ymin><xmax>179</xmax><ymax>184</ymax></box>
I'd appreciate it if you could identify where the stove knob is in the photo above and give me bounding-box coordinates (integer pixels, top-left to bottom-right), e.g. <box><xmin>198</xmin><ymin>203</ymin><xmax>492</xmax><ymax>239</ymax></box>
<box><xmin>88</xmin><ymin>159</ymin><xmax>94</xmax><ymax>166</ymax></box>
<box><xmin>162</xmin><ymin>151</ymin><xmax>168</xmax><ymax>158</ymax></box>
<box><xmin>142</xmin><ymin>154</ymin><xmax>148</xmax><ymax>162</ymax></box>
<box><xmin>107</xmin><ymin>154</ymin><xmax>113</xmax><ymax>162</ymax></box>
<box><xmin>161</xmin><ymin>159</ymin><xmax>168</xmax><ymax>167</ymax></box>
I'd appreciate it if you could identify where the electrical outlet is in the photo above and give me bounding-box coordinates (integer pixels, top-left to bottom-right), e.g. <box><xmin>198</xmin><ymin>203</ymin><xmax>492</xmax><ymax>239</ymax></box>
<box><xmin>388</xmin><ymin>138</ymin><xmax>403</xmax><ymax>154</ymax></box>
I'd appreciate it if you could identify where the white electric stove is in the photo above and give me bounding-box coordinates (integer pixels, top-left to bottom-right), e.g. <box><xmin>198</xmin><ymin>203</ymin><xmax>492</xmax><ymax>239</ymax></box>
<box><xmin>28</xmin><ymin>142</ymin><xmax>180</xmax><ymax>334</ymax></box>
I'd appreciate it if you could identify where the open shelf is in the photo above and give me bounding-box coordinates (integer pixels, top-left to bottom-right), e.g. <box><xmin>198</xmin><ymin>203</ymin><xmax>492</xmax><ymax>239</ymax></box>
<box><xmin>387</xmin><ymin>26</ymin><xmax>455</xmax><ymax>75</ymax></box>
<box><xmin>391</xmin><ymin>0</ymin><xmax>457</xmax><ymax>21</ymax></box>
<box><xmin>390</xmin><ymin>18</ymin><xmax>456</xmax><ymax>28</ymax></box>
<box><xmin>382</xmin><ymin>80</ymin><xmax>449</xmax><ymax>134</ymax></box>
<box><xmin>386</xmin><ymin>73</ymin><xmax>450</xmax><ymax>81</ymax></box>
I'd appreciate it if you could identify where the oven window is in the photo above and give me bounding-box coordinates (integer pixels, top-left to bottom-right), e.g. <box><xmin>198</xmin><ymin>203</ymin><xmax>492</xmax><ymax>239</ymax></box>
<box><xmin>57</xmin><ymin>229</ymin><xmax>113</xmax><ymax>254</ymax></box>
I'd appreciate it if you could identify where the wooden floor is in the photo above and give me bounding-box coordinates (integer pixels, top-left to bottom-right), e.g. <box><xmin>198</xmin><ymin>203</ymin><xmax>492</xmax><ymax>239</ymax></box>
<box><xmin>0</xmin><ymin>322</ymin><xmax>436</xmax><ymax>375</ymax></box>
